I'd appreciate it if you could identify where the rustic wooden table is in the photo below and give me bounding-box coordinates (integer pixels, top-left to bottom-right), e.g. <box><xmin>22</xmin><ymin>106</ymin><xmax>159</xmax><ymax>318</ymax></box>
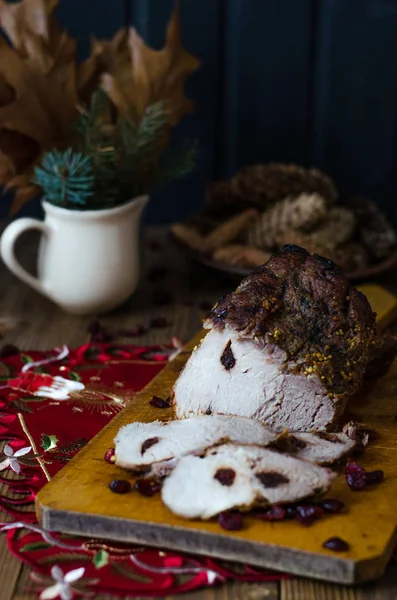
<box><xmin>0</xmin><ymin>226</ymin><xmax>397</xmax><ymax>600</ymax></box>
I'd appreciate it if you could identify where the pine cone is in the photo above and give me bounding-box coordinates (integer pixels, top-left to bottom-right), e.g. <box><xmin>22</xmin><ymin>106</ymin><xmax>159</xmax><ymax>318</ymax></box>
<box><xmin>307</xmin><ymin>207</ymin><xmax>356</xmax><ymax>248</ymax></box>
<box><xmin>230</xmin><ymin>163</ymin><xmax>338</xmax><ymax>210</ymax></box>
<box><xmin>272</xmin><ymin>207</ymin><xmax>355</xmax><ymax>256</ymax></box>
<box><xmin>204</xmin><ymin>180</ymin><xmax>243</xmax><ymax>212</ymax></box>
<box><xmin>347</xmin><ymin>197</ymin><xmax>397</xmax><ymax>261</ymax></box>
<box><xmin>332</xmin><ymin>243</ymin><xmax>369</xmax><ymax>273</ymax></box>
<box><xmin>288</xmin><ymin>239</ymin><xmax>368</xmax><ymax>274</ymax></box>
<box><xmin>246</xmin><ymin>193</ymin><xmax>327</xmax><ymax>249</ymax></box>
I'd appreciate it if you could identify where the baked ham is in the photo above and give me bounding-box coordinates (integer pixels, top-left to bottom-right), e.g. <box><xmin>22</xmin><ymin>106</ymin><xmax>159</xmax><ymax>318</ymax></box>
<box><xmin>114</xmin><ymin>414</ymin><xmax>278</xmax><ymax>472</ymax></box>
<box><xmin>161</xmin><ymin>443</ymin><xmax>336</xmax><ymax>519</ymax></box>
<box><xmin>172</xmin><ymin>245</ymin><xmax>397</xmax><ymax>431</ymax></box>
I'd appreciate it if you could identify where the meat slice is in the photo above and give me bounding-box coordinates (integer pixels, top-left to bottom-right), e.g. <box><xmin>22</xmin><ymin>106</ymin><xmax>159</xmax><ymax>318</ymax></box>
<box><xmin>114</xmin><ymin>414</ymin><xmax>278</xmax><ymax>472</ymax></box>
<box><xmin>173</xmin><ymin>327</ymin><xmax>339</xmax><ymax>431</ymax></box>
<box><xmin>162</xmin><ymin>444</ymin><xmax>336</xmax><ymax>519</ymax></box>
<box><xmin>271</xmin><ymin>430</ymin><xmax>357</xmax><ymax>465</ymax></box>
<box><xmin>172</xmin><ymin>245</ymin><xmax>396</xmax><ymax>431</ymax></box>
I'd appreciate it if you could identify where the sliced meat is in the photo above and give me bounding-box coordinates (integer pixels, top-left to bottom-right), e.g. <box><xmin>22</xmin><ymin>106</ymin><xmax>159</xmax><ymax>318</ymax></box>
<box><xmin>114</xmin><ymin>414</ymin><xmax>279</xmax><ymax>472</ymax></box>
<box><xmin>272</xmin><ymin>430</ymin><xmax>357</xmax><ymax>465</ymax></box>
<box><xmin>173</xmin><ymin>327</ymin><xmax>340</xmax><ymax>431</ymax></box>
<box><xmin>172</xmin><ymin>245</ymin><xmax>396</xmax><ymax>431</ymax></box>
<box><xmin>162</xmin><ymin>443</ymin><xmax>336</xmax><ymax>519</ymax></box>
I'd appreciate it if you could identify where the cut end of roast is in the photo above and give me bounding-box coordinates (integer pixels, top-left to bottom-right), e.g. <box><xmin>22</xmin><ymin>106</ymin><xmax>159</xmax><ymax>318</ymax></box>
<box><xmin>173</xmin><ymin>327</ymin><xmax>339</xmax><ymax>432</ymax></box>
<box><xmin>172</xmin><ymin>246</ymin><xmax>396</xmax><ymax>432</ymax></box>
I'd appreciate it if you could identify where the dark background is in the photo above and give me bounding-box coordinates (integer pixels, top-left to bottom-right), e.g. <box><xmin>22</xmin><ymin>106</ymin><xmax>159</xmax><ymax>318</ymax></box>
<box><xmin>2</xmin><ymin>0</ymin><xmax>397</xmax><ymax>225</ymax></box>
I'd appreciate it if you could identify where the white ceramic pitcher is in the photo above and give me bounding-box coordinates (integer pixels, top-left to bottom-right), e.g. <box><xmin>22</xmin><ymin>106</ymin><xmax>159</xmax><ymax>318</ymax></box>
<box><xmin>0</xmin><ymin>195</ymin><xmax>149</xmax><ymax>315</ymax></box>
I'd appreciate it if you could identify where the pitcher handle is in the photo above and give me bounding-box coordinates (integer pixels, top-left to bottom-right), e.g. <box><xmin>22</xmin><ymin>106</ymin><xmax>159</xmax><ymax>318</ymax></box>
<box><xmin>0</xmin><ymin>218</ymin><xmax>51</xmax><ymax>297</ymax></box>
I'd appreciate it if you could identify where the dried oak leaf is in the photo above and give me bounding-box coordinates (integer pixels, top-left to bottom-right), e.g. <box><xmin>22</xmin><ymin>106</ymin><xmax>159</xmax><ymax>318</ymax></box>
<box><xmin>0</xmin><ymin>42</ymin><xmax>80</xmax><ymax>213</ymax></box>
<box><xmin>0</xmin><ymin>0</ymin><xmax>75</xmax><ymax>73</ymax></box>
<box><xmin>0</xmin><ymin>0</ymin><xmax>99</xmax><ymax>98</ymax></box>
<box><xmin>100</xmin><ymin>2</ymin><xmax>200</xmax><ymax>126</ymax></box>
<box><xmin>0</xmin><ymin>0</ymin><xmax>100</xmax><ymax>214</ymax></box>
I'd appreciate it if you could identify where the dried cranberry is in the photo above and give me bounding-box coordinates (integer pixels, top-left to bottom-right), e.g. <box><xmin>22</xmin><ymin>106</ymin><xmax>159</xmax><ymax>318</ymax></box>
<box><xmin>296</xmin><ymin>505</ymin><xmax>323</xmax><ymax>526</ymax></box>
<box><xmin>149</xmin><ymin>317</ymin><xmax>170</xmax><ymax>329</ymax></box>
<box><xmin>153</xmin><ymin>289</ymin><xmax>173</xmax><ymax>306</ymax></box>
<box><xmin>256</xmin><ymin>471</ymin><xmax>289</xmax><ymax>488</ymax></box>
<box><xmin>148</xmin><ymin>265</ymin><xmax>167</xmax><ymax>282</ymax></box>
<box><xmin>117</xmin><ymin>325</ymin><xmax>147</xmax><ymax>338</ymax></box>
<box><xmin>220</xmin><ymin>340</ymin><xmax>236</xmax><ymax>370</ymax></box>
<box><xmin>149</xmin><ymin>396</ymin><xmax>171</xmax><ymax>408</ymax></box>
<box><xmin>323</xmin><ymin>537</ymin><xmax>350</xmax><ymax>552</ymax></box>
<box><xmin>365</xmin><ymin>469</ymin><xmax>384</xmax><ymax>485</ymax></box>
<box><xmin>104</xmin><ymin>448</ymin><xmax>116</xmax><ymax>464</ymax></box>
<box><xmin>134</xmin><ymin>478</ymin><xmax>161</xmax><ymax>497</ymax></box>
<box><xmin>141</xmin><ymin>437</ymin><xmax>160</xmax><ymax>455</ymax></box>
<box><xmin>214</xmin><ymin>468</ymin><xmax>236</xmax><ymax>486</ymax></box>
<box><xmin>253</xmin><ymin>506</ymin><xmax>286</xmax><ymax>521</ymax></box>
<box><xmin>218</xmin><ymin>511</ymin><xmax>243</xmax><ymax>531</ymax></box>
<box><xmin>109</xmin><ymin>479</ymin><xmax>131</xmax><ymax>494</ymax></box>
<box><xmin>320</xmin><ymin>499</ymin><xmax>345</xmax><ymax>513</ymax></box>
<box><xmin>345</xmin><ymin>462</ymin><xmax>367</xmax><ymax>491</ymax></box>
<box><xmin>0</xmin><ymin>344</ymin><xmax>19</xmax><ymax>358</ymax></box>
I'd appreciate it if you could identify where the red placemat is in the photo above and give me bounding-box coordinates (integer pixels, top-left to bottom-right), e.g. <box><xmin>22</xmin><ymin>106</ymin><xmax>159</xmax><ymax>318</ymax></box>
<box><xmin>0</xmin><ymin>342</ymin><xmax>286</xmax><ymax>598</ymax></box>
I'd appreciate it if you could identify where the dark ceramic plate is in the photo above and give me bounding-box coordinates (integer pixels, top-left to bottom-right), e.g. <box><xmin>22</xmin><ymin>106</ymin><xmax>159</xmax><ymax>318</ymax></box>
<box><xmin>170</xmin><ymin>229</ymin><xmax>397</xmax><ymax>282</ymax></box>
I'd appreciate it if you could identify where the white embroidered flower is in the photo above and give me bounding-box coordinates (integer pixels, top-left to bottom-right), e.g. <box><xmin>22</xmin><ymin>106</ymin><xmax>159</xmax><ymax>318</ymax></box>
<box><xmin>0</xmin><ymin>444</ymin><xmax>31</xmax><ymax>473</ymax></box>
<box><xmin>34</xmin><ymin>376</ymin><xmax>85</xmax><ymax>401</ymax></box>
<box><xmin>39</xmin><ymin>566</ymin><xmax>85</xmax><ymax>600</ymax></box>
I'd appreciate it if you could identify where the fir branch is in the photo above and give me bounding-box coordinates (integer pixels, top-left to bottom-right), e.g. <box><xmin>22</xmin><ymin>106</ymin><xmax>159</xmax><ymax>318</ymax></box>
<box><xmin>33</xmin><ymin>148</ymin><xmax>95</xmax><ymax>208</ymax></box>
<box><xmin>152</xmin><ymin>139</ymin><xmax>198</xmax><ymax>189</ymax></box>
<box><xmin>32</xmin><ymin>93</ymin><xmax>197</xmax><ymax>209</ymax></box>
<box><xmin>75</xmin><ymin>89</ymin><xmax>113</xmax><ymax>153</ymax></box>
<box><xmin>118</xmin><ymin>102</ymin><xmax>169</xmax><ymax>160</ymax></box>
<box><xmin>75</xmin><ymin>90</ymin><xmax>117</xmax><ymax>206</ymax></box>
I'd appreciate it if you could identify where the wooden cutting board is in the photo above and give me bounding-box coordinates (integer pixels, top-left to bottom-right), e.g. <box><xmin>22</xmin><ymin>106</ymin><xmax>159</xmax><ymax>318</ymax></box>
<box><xmin>36</xmin><ymin>284</ymin><xmax>397</xmax><ymax>585</ymax></box>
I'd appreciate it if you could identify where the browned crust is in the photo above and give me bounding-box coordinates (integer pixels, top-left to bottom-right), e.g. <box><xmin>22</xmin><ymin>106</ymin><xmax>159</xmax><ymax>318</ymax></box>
<box><xmin>206</xmin><ymin>245</ymin><xmax>394</xmax><ymax>399</ymax></box>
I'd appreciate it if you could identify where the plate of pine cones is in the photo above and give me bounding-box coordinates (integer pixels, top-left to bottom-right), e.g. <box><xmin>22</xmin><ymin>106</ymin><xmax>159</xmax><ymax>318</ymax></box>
<box><xmin>170</xmin><ymin>163</ymin><xmax>397</xmax><ymax>280</ymax></box>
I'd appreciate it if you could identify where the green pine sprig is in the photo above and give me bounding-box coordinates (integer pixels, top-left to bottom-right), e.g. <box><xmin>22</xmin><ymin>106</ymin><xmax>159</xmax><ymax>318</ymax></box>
<box><xmin>32</xmin><ymin>91</ymin><xmax>198</xmax><ymax>210</ymax></box>
<box><xmin>152</xmin><ymin>139</ymin><xmax>199</xmax><ymax>189</ymax></box>
<box><xmin>33</xmin><ymin>148</ymin><xmax>94</xmax><ymax>208</ymax></box>
<box><xmin>118</xmin><ymin>102</ymin><xmax>169</xmax><ymax>159</ymax></box>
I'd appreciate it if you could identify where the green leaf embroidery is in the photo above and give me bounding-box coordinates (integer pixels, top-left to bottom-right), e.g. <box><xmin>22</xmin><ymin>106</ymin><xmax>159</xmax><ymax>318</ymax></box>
<box><xmin>20</xmin><ymin>354</ymin><xmax>34</xmax><ymax>364</ymax></box>
<box><xmin>93</xmin><ymin>549</ymin><xmax>109</xmax><ymax>569</ymax></box>
<box><xmin>68</xmin><ymin>371</ymin><xmax>82</xmax><ymax>382</ymax></box>
<box><xmin>41</xmin><ymin>434</ymin><xmax>59</xmax><ymax>452</ymax></box>
<box><xmin>20</xmin><ymin>541</ymin><xmax>51</xmax><ymax>552</ymax></box>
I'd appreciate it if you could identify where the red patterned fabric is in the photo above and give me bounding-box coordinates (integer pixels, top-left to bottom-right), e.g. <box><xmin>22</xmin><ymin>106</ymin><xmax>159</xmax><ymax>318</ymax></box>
<box><xmin>0</xmin><ymin>343</ymin><xmax>287</xmax><ymax>598</ymax></box>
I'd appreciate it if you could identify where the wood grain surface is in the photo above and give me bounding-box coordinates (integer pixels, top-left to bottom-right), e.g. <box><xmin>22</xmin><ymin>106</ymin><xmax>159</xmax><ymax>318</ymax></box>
<box><xmin>1</xmin><ymin>226</ymin><xmax>397</xmax><ymax>599</ymax></box>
